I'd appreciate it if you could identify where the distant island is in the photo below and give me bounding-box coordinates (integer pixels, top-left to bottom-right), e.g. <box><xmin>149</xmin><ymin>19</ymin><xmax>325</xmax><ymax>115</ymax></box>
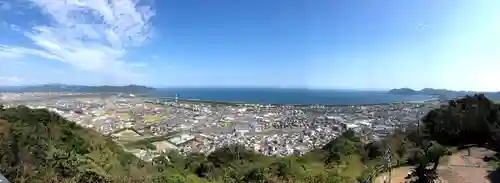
<box><xmin>388</xmin><ymin>88</ymin><xmax>500</xmax><ymax>101</ymax></box>
<box><xmin>388</xmin><ymin>88</ymin><xmax>481</xmax><ymax>95</ymax></box>
<box><xmin>0</xmin><ymin>84</ymin><xmax>156</xmax><ymax>93</ymax></box>
<box><xmin>387</xmin><ymin>88</ymin><xmax>419</xmax><ymax>95</ymax></box>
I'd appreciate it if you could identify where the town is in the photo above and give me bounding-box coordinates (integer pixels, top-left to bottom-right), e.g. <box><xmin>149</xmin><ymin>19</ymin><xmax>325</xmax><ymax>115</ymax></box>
<box><xmin>0</xmin><ymin>92</ymin><xmax>440</xmax><ymax>162</ymax></box>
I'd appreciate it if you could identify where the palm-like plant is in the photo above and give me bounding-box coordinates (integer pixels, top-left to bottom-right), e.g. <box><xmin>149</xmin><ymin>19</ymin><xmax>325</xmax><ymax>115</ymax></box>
<box><xmin>405</xmin><ymin>141</ymin><xmax>447</xmax><ymax>183</ymax></box>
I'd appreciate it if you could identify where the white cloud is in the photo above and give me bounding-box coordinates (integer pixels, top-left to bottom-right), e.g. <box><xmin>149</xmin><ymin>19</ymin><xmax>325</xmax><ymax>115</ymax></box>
<box><xmin>0</xmin><ymin>45</ymin><xmax>62</xmax><ymax>60</ymax></box>
<box><xmin>0</xmin><ymin>0</ymin><xmax>156</xmax><ymax>84</ymax></box>
<box><xmin>0</xmin><ymin>76</ymin><xmax>23</xmax><ymax>85</ymax></box>
<box><xmin>417</xmin><ymin>23</ymin><xmax>429</xmax><ymax>29</ymax></box>
<box><xmin>9</xmin><ymin>24</ymin><xmax>20</xmax><ymax>32</ymax></box>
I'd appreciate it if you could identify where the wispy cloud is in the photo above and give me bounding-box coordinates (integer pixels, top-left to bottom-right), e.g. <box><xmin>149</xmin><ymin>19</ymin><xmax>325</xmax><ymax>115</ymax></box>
<box><xmin>0</xmin><ymin>0</ymin><xmax>156</xmax><ymax>84</ymax></box>
<box><xmin>0</xmin><ymin>76</ymin><xmax>23</xmax><ymax>85</ymax></box>
<box><xmin>417</xmin><ymin>23</ymin><xmax>429</xmax><ymax>29</ymax></box>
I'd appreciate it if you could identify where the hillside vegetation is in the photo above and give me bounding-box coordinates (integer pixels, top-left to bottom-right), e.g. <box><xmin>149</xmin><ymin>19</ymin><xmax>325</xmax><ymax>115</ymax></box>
<box><xmin>0</xmin><ymin>105</ymin><xmax>160</xmax><ymax>183</ymax></box>
<box><xmin>1</xmin><ymin>94</ymin><xmax>500</xmax><ymax>183</ymax></box>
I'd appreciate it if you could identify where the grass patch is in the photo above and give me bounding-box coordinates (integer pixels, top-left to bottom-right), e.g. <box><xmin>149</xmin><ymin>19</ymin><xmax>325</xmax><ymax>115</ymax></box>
<box><xmin>302</xmin><ymin>162</ymin><xmax>327</xmax><ymax>176</ymax></box>
<box><xmin>117</xmin><ymin>130</ymin><xmax>140</xmax><ymax>137</ymax></box>
<box><xmin>117</xmin><ymin>113</ymin><xmax>131</xmax><ymax>119</ymax></box>
<box><xmin>484</xmin><ymin>152</ymin><xmax>500</xmax><ymax>168</ymax></box>
<box><xmin>123</xmin><ymin>131</ymin><xmax>181</xmax><ymax>149</ymax></box>
<box><xmin>124</xmin><ymin>142</ymin><xmax>157</xmax><ymax>150</ymax></box>
<box><xmin>488</xmin><ymin>160</ymin><xmax>499</xmax><ymax>168</ymax></box>
<box><xmin>340</xmin><ymin>155</ymin><xmax>364</xmax><ymax>178</ymax></box>
<box><xmin>143</xmin><ymin>115</ymin><xmax>164</xmax><ymax>122</ymax></box>
<box><xmin>103</xmin><ymin>111</ymin><xmax>114</xmax><ymax>116</ymax></box>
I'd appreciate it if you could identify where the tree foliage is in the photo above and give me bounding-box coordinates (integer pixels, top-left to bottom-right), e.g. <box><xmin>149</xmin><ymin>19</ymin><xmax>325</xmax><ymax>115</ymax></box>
<box><xmin>421</xmin><ymin>94</ymin><xmax>500</xmax><ymax>146</ymax></box>
<box><xmin>0</xmin><ymin>106</ymin><xmax>159</xmax><ymax>182</ymax></box>
<box><xmin>405</xmin><ymin>141</ymin><xmax>447</xmax><ymax>183</ymax></box>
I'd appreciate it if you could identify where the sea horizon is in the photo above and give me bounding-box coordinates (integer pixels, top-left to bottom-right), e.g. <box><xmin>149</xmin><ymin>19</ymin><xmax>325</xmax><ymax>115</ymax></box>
<box><xmin>157</xmin><ymin>87</ymin><xmax>390</xmax><ymax>92</ymax></box>
<box><xmin>149</xmin><ymin>88</ymin><xmax>435</xmax><ymax>105</ymax></box>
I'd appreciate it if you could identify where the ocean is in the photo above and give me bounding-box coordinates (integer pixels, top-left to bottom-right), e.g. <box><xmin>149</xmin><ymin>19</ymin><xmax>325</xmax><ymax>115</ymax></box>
<box><xmin>149</xmin><ymin>88</ymin><xmax>435</xmax><ymax>105</ymax></box>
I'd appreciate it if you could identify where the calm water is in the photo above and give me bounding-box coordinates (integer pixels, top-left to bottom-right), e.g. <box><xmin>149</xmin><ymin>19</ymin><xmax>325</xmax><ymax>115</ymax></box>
<box><xmin>149</xmin><ymin>88</ymin><xmax>435</xmax><ymax>105</ymax></box>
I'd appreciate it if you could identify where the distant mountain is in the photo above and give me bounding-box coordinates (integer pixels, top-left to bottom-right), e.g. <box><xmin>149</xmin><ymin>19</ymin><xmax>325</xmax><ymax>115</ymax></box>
<box><xmin>387</xmin><ymin>88</ymin><xmax>417</xmax><ymax>95</ymax></box>
<box><xmin>419</xmin><ymin>88</ymin><xmax>470</xmax><ymax>96</ymax></box>
<box><xmin>388</xmin><ymin>88</ymin><xmax>500</xmax><ymax>100</ymax></box>
<box><xmin>389</xmin><ymin>88</ymin><xmax>471</xmax><ymax>95</ymax></box>
<box><xmin>0</xmin><ymin>84</ymin><xmax>156</xmax><ymax>93</ymax></box>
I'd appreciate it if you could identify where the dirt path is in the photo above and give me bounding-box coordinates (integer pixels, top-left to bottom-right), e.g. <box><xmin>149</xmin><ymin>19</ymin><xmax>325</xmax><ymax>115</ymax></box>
<box><xmin>373</xmin><ymin>166</ymin><xmax>411</xmax><ymax>183</ymax></box>
<box><xmin>439</xmin><ymin>147</ymin><xmax>496</xmax><ymax>183</ymax></box>
<box><xmin>374</xmin><ymin>147</ymin><xmax>497</xmax><ymax>183</ymax></box>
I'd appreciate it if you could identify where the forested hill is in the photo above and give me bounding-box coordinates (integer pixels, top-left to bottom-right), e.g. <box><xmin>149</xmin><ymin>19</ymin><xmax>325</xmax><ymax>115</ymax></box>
<box><xmin>2</xmin><ymin>94</ymin><xmax>500</xmax><ymax>183</ymax></box>
<box><xmin>0</xmin><ymin>105</ymin><xmax>159</xmax><ymax>183</ymax></box>
<box><xmin>0</xmin><ymin>84</ymin><xmax>155</xmax><ymax>93</ymax></box>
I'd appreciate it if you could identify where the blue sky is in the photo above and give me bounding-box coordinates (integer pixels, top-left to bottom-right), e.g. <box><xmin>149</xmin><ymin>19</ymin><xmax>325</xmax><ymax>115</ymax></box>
<box><xmin>0</xmin><ymin>0</ymin><xmax>499</xmax><ymax>91</ymax></box>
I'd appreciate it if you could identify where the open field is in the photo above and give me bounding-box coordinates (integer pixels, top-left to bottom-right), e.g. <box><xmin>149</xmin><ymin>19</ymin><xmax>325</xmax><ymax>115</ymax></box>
<box><xmin>117</xmin><ymin>113</ymin><xmax>131</xmax><ymax>119</ymax></box>
<box><xmin>341</xmin><ymin>155</ymin><xmax>364</xmax><ymax>178</ymax></box>
<box><xmin>152</xmin><ymin>140</ymin><xmax>179</xmax><ymax>151</ymax></box>
<box><xmin>122</xmin><ymin>131</ymin><xmax>182</xmax><ymax>147</ymax></box>
<box><xmin>143</xmin><ymin>115</ymin><xmax>164</xmax><ymax>122</ymax></box>
<box><xmin>115</xmin><ymin>129</ymin><xmax>141</xmax><ymax>137</ymax></box>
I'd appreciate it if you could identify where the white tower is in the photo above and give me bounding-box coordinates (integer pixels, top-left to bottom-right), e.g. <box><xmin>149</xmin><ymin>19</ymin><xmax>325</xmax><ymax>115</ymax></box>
<box><xmin>175</xmin><ymin>94</ymin><xmax>179</xmax><ymax>104</ymax></box>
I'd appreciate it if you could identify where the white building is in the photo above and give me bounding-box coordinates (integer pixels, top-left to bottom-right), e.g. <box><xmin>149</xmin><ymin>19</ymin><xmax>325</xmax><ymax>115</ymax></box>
<box><xmin>169</xmin><ymin>134</ymin><xmax>195</xmax><ymax>145</ymax></box>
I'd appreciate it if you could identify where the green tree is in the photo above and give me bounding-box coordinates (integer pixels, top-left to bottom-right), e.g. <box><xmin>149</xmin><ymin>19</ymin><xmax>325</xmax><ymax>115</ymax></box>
<box><xmin>243</xmin><ymin>167</ymin><xmax>268</xmax><ymax>183</ymax></box>
<box><xmin>406</xmin><ymin>142</ymin><xmax>446</xmax><ymax>183</ymax></box>
<box><xmin>422</xmin><ymin>94</ymin><xmax>500</xmax><ymax>146</ymax></box>
<box><xmin>364</xmin><ymin>141</ymin><xmax>384</xmax><ymax>159</ymax></box>
<box><xmin>268</xmin><ymin>158</ymin><xmax>305</xmax><ymax>181</ymax></box>
<box><xmin>322</xmin><ymin>131</ymin><xmax>362</xmax><ymax>164</ymax></box>
<box><xmin>207</xmin><ymin>144</ymin><xmax>257</xmax><ymax>168</ymax></box>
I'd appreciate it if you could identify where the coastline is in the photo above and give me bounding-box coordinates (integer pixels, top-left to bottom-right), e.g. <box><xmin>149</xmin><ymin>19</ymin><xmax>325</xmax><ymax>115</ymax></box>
<box><xmin>146</xmin><ymin>89</ymin><xmax>437</xmax><ymax>106</ymax></box>
<box><xmin>146</xmin><ymin>96</ymin><xmax>439</xmax><ymax>106</ymax></box>
<box><xmin>1</xmin><ymin>90</ymin><xmax>438</xmax><ymax>106</ymax></box>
